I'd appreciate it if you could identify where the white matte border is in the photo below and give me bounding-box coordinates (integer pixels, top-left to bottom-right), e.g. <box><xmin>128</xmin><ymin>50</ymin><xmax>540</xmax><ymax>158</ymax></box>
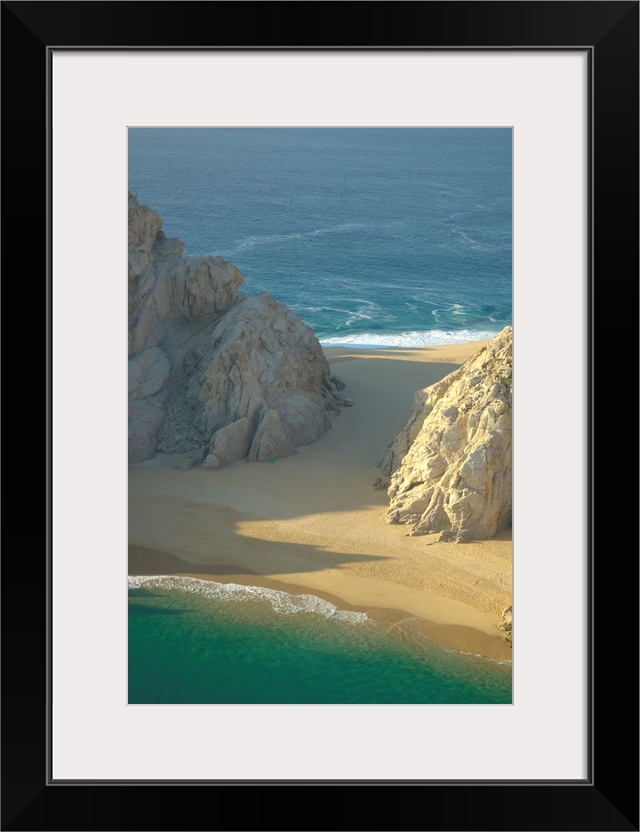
<box><xmin>52</xmin><ymin>51</ymin><xmax>587</xmax><ymax>781</ymax></box>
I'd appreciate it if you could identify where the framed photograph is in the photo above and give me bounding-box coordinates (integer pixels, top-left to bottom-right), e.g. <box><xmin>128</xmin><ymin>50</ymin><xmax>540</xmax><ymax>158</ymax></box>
<box><xmin>3</xmin><ymin>2</ymin><xmax>637</xmax><ymax>830</ymax></box>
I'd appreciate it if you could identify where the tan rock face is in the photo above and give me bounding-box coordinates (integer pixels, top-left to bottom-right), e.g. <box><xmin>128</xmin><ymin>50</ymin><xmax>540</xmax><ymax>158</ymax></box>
<box><xmin>379</xmin><ymin>327</ymin><xmax>512</xmax><ymax>541</ymax></box>
<box><xmin>498</xmin><ymin>604</ymin><xmax>513</xmax><ymax>647</ymax></box>
<box><xmin>128</xmin><ymin>194</ymin><xmax>351</xmax><ymax>465</ymax></box>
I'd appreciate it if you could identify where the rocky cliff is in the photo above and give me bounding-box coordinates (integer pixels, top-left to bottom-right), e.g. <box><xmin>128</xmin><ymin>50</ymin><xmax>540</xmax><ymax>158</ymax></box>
<box><xmin>128</xmin><ymin>194</ymin><xmax>351</xmax><ymax>466</ymax></box>
<box><xmin>378</xmin><ymin>327</ymin><xmax>512</xmax><ymax>541</ymax></box>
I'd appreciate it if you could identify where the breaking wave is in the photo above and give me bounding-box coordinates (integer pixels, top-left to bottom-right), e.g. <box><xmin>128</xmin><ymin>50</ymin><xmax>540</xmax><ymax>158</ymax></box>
<box><xmin>128</xmin><ymin>575</ymin><xmax>368</xmax><ymax>624</ymax></box>
<box><xmin>320</xmin><ymin>328</ymin><xmax>500</xmax><ymax>348</ymax></box>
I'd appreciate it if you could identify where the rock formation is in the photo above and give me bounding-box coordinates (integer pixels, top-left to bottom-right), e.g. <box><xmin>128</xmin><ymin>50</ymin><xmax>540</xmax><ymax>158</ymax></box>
<box><xmin>128</xmin><ymin>194</ymin><xmax>351</xmax><ymax>466</ymax></box>
<box><xmin>498</xmin><ymin>605</ymin><xmax>513</xmax><ymax>647</ymax></box>
<box><xmin>378</xmin><ymin>327</ymin><xmax>512</xmax><ymax>541</ymax></box>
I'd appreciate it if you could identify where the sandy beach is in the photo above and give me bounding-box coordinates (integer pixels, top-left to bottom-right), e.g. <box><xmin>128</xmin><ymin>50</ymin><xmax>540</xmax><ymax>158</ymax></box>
<box><xmin>129</xmin><ymin>340</ymin><xmax>512</xmax><ymax>661</ymax></box>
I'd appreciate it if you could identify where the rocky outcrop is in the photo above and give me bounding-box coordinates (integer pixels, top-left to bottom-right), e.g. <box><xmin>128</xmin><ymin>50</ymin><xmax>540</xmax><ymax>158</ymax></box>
<box><xmin>498</xmin><ymin>605</ymin><xmax>513</xmax><ymax>647</ymax></box>
<box><xmin>379</xmin><ymin>327</ymin><xmax>512</xmax><ymax>541</ymax></box>
<box><xmin>128</xmin><ymin>194</ymin><xmax>351</xmax><ymax>466</ymax></box>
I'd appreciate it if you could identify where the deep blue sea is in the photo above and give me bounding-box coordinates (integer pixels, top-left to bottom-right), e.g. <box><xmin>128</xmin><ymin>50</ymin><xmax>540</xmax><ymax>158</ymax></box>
<box><xmin>128</xmin><ymin>129</ymin><xmax>512</xmax><ymax>704</ymax></box>
<box><xmin>129</xmin><ymin>128</ymin><xmax>511</xmax><ymax>346</ymax></box>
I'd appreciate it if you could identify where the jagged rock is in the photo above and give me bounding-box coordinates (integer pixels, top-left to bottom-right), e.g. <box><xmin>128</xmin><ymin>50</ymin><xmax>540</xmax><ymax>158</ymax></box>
<box><xmin>129</xmin><ymin>194</ymin><xmax>243</xmax><ymax>356</ymax></box>
<box><xmin>379</xmin><ymin>327</ymin><xmax>512</xmax><ymax>540</ymax></box>
<box><xmin>204</xmin><ymin>417</ymin><xmax>255</xmax><ymax>470</ymax></box>
<box><xmin>498</xmin><ymin>605</ymin><xmax>512</xmax><ymax>632</ymax></box>
<box><xmin>188</xmin><ymin>292</ymin><xmax>352</xmax><ymax>468</ymax></box>
<box><xmin>128</xmin><ymin>194</ymin><xmax>351</xmax><ymax>466</ymax></box>
<box><xmin>498</xmin><ymin>605</ymin><xmax>513</xmax><ymax>647</ymax></box>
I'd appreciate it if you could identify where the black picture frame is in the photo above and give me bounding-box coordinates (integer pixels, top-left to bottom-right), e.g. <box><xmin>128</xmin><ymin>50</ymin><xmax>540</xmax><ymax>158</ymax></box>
<box><xmin>2</xmin><ymin>2</ymin><xmax>638</xmax><ymax>830</ymax></box>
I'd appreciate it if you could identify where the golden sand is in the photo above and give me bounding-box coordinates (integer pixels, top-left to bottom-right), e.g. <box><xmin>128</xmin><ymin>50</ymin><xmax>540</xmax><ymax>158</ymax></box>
<box><xmin>129</xmin><ymin>340</ymin><xmax>512</xmax><ymax>660</ymax></box>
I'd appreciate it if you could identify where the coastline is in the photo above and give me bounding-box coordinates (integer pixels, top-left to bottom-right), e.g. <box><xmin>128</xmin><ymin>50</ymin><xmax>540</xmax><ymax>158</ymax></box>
<box><xmin>129</xmin><ymin>340</ymin><xmax>513</xmax><ymax>662</ymax></box>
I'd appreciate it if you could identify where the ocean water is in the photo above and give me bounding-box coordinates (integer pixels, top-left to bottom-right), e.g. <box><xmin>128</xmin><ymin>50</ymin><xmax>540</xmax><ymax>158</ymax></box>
<box><xmin>128</xmin><ymin>128</ymin><xmax>512</xmax><ymax>704</ymax></box>
<box><xmin>128</xmin><ymin>127</ymin><xmax>511</xmax><ymax>347</ymax></box>
<box><xmin>128</xmin><ymin>577</ymin><xmax>512</xmax><ymax>705</ymax></box>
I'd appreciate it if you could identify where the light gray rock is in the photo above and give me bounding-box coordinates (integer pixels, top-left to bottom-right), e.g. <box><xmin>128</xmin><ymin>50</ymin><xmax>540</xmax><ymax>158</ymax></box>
<box><xmin>128</xmin><ymin>194</ymin><xmax>351</xmax><ymax>466</ymax></box>
<box><xmin>128</xmin><ymin>347</ymin><xmax>171</xmax><ymax>463</ymax></box>
<box><xmin>204</xmin><ymin>417</ymin><xmax>255</xmax><ymax>470</ymax></box>
<box><xmin>379</xmin><ymin>327</ymin><xmax>512</xmax><ymax>541</ymax></box>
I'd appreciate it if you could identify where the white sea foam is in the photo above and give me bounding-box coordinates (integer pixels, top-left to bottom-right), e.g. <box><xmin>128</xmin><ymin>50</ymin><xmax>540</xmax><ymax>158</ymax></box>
<box><xmin>439</xmin><ymin>644</ymin><xmax>513</xmax><ymax>666</ymax></box>
<box><xmin>320</xmin><ymin>328</ymin><xmax>500</xmax><ymax>348</ymax></box>
<box><xmin>453</xmin><ymin>229</ymin><xmax>487</xmax><ymax>251</ymax></box>
<box><xmin>223</xmin><ymin>222</ymin><xmax>370</xmax><ymax>256</ymax></box>
<box><xmin>344</xmin><ymin>305</ymin><xmax>377</xmax><ymax>326</ymax></box>
<box><xmin>128</xmin><ymin>575</ymin><xmax>368</xmax><ymax>624</ymax></box>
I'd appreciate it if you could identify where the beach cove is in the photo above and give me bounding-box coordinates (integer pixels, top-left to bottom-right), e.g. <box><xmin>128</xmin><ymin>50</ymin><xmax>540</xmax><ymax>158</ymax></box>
<box><xmin>129</xmin><ymin>339</ymin><xmax>512</xmax><ymax>665</ymax></box>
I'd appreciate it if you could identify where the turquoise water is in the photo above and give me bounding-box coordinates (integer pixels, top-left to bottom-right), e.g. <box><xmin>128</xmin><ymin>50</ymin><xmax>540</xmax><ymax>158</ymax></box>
<box><xmin>128</xmin><ymin>578</ymin><xmax>511</xmax><ymax>705</ymax></box>
<box><xmin>128</xmin><ymin>127</ymin><xmax>511</xmax><ymax>347</ymax></box>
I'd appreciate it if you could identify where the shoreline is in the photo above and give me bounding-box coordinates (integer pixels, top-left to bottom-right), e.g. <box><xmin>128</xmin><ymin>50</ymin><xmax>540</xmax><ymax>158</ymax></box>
<box><xmin>317</xmin><ymin>327</ymin><xmax>505</xmax><ymax>351</ymax></box>
<box><xmin>128</xmin><ymin>545</ymin><xmax>511</xmax><ymax>662</ymax></box>
<box><xmin>129</xmin><ymin>340</ymin><xmax>512</xmax><ymax>663</ymax></box>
